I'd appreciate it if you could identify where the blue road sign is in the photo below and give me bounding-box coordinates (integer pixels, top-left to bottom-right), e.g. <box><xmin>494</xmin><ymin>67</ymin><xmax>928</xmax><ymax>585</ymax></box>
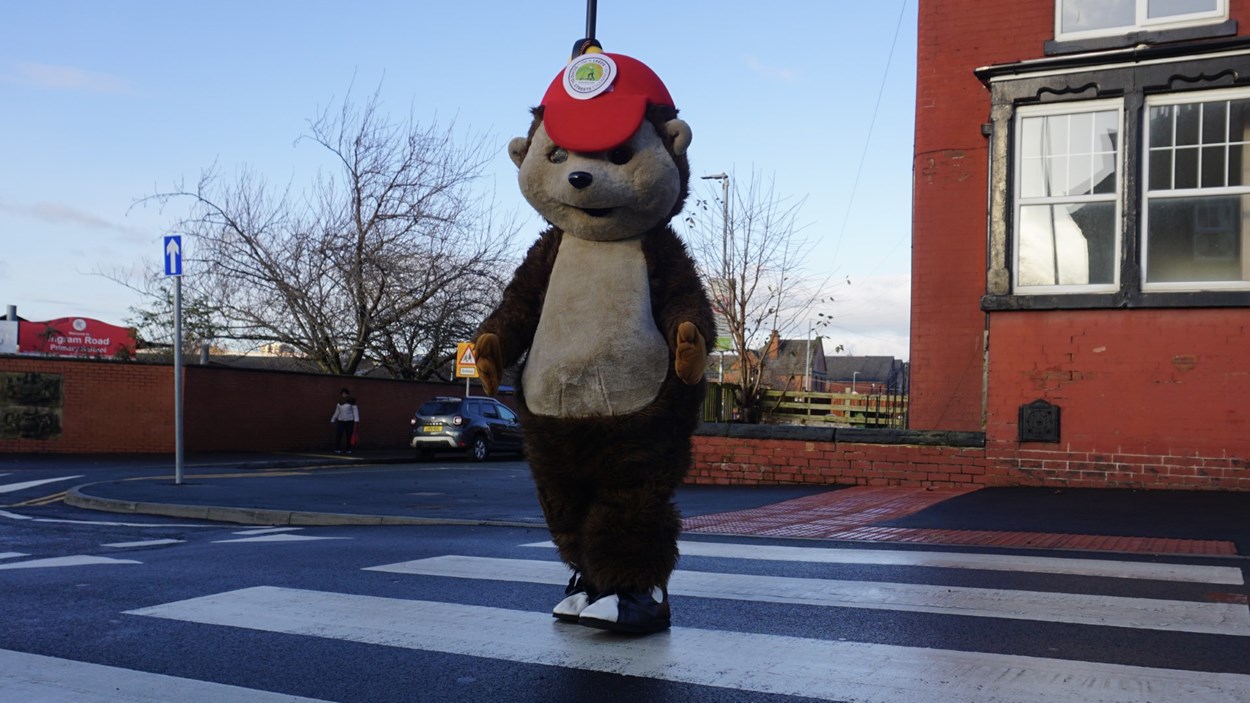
<box><xmin>164</xmin><ymin>236</ymin><xmax>183</xmax><ymax>276</ymax></box>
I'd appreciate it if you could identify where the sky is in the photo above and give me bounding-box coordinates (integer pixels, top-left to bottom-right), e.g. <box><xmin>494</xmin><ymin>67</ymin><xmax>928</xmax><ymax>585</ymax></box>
<box><xmin>0</xmin><ymin>1</ymin><xmax>918</xmax><ymax>360</ymax></box>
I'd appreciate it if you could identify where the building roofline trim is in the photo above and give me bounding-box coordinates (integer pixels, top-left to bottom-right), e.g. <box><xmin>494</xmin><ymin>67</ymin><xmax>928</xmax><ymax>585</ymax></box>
<box><xmin>975</xmin><ymin>36</ymin><xmax>1250</xmax><ymax>85</ymax></box>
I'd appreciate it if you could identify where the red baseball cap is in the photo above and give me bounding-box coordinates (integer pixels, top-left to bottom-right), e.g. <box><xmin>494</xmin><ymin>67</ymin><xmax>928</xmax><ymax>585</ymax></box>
<box><xmin>539</xmin><ymin>52</ymin><xmax>675</xmax><ymax>153</ymax></box>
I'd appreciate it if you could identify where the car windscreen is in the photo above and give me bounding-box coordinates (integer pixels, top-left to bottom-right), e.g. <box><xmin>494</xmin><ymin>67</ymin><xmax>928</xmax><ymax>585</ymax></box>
<box><xmin>417</xmin><ymin>401</ymin><xmax>461</xmax><ymax>416</ymax></box>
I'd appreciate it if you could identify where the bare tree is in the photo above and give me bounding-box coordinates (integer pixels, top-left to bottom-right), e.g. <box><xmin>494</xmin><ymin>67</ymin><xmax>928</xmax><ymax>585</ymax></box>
<box><xmin>683</xmin><ymin>168</ymin><xmax>828</xmax><ymax>421</ymax></box>
<box><xmin>92</xmin><ymin>262</ymin><xmax>222</xmax><ymax>360</ymax></box>
<box><xmin>138</xmin><ymin>88</ymin><xmax>517</xmax><ymax>375</ymax></box>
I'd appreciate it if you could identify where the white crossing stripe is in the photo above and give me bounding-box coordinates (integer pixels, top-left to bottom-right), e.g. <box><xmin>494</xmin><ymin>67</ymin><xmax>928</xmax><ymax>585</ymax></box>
<box><xmin>212</xmin><ymin>534</ymin><xmax>348</xmax><ymax>544</ymax></box>
<box><xmin>0</xmin><ymin>648</ymin><xmax>333</xmax><ymax>702</ymax></box>
<box><xmin>128</xmin><ymin>586</ymin><xmax>1250</xmax><ymax>703</ymax></box>
<box><xmin>523</xmin><ymin>539</ymin><xmax>1246</xmax><ymax>585</ymax></box>
<box><xmin>367</xmin><ymin>555</ymin><xmax>1250</xmax><ymax>636</ymax></box>
<box><xmin>102</xmin><ymin>539</ymin><xmax>184</xmax><ymax>549</ymax></box>
<box><xmin>0</xmin><ymin>555</ymin><xmax>140</xmax><ymax>570</ymax></box>
<box><xmin>0</xmin><ymin>475</ymin><xmax>84</xmax><ymax>494</ymax></box>
<box><xmin>0</xmin><ymin>552</ymin><xmax>27</xmax><ymax>560</ymax></box>
<box><xmin>0</xmin><ymin>509</ymin><xmax>222</xmax><ymax>528</ymax></box>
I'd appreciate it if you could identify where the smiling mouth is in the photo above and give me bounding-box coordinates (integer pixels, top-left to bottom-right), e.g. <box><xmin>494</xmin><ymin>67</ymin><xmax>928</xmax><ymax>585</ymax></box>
<box><xmin>578</xmin><ymin>207</ymin><xmax>614</xmax><ymax>218</ymax></box>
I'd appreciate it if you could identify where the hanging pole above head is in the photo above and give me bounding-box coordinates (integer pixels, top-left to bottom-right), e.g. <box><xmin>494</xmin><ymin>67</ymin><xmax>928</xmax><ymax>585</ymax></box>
<box><xmin>585</xmin><ymin>0</ymin><xmax>597</xmax><ymax>40</ymax></box>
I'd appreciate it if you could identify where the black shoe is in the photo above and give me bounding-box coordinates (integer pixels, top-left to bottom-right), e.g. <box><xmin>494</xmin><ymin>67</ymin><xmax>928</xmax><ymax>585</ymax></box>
<box><xmin>578</xmin><ymin>587</ymin><xmax>670</xmax><ymax>634</ymax></box>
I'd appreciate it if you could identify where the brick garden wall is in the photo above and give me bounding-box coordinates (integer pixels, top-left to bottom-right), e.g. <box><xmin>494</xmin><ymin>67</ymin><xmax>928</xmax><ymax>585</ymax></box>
<box><xmin>4</xmin><ymin>356</ymin><xmax>1246</xmax><ymax>490</ymax></box>
<box><xmin>691</xmin><ymin>425</ymin><xmax>1250</xmax><ymax>491</ymax></box>
<box><xmin>0</xmin><ymin>356</ymin><xmax>482</xmax><ymax>454</ymax></box>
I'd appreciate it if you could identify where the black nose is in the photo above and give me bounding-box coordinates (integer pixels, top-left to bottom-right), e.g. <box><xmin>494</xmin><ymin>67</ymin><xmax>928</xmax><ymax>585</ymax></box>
<box><xmin>568</xmin><ymin>171</ymin><xmax>593</xmax><ymax>189</ymax></box>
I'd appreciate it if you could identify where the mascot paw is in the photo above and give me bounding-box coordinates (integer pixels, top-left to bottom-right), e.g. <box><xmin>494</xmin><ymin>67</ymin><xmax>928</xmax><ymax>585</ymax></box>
<box><xmin>673</xmin><ymin>321</ymin><xmax>707</xmax><ymax>385</ymax></box>
<box><xmin>578</xmin><ymin>587</ymin><xmax>671</xmax><ymax>635</ymax></box>
<box><xmin>474</xmin><ymin>333</ymin><xmax>504</xmax><ymax>396</ymax></box>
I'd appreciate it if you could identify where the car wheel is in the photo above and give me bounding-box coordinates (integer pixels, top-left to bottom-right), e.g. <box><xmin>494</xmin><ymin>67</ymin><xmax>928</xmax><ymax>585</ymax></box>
<box><xmin>469</xmin><ymin>435</ymin><xmax>490</xmax><ymax>462</ymax></box>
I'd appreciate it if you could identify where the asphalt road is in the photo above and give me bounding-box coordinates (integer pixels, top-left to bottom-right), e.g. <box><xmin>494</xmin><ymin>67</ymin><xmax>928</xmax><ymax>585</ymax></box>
<box><xmin>3</xmin><ymin>499</ymin><xmax>1249</xmax><ymax>702</ymax></box>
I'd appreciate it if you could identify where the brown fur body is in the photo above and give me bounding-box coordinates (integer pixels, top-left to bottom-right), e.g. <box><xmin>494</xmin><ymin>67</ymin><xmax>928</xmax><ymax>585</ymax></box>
<box><xmin>479</xmin><ymin>223</ymin><xmax>713</xmax><ymax>593</ymax></box>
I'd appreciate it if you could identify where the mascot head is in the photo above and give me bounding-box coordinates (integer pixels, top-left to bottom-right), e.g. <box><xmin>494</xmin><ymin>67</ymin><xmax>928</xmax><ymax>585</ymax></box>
<box><xmin>509</xmin><ymin>50</ymin><xmax>692</xmax><ymax>242</ymax></box>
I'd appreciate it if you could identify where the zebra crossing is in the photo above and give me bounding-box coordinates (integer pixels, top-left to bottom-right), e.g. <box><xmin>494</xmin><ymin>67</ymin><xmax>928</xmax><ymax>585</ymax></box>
<box><xmin>110</xmin><ymin>537</ymin><xmax>1250</xmax><ymax>702</ymax></box>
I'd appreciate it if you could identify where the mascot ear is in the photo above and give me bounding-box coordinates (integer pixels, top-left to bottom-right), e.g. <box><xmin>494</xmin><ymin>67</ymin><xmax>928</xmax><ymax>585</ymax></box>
<box><xmin>663</xmin><ymin>119</ymin><xmax>692</xmax><ymax>158</ymax></box>
<box><xmin>508</xmin><ymin>136</ymin><xmax>529</xmax><ymax>168</ymax></box>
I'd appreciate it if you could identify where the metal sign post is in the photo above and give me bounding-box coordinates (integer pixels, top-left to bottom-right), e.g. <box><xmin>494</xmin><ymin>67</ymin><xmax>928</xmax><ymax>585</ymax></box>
<box><xmin>164</xmin><ymin>235</ymin><xmax>185</xmax><ymax>485</ymax></box>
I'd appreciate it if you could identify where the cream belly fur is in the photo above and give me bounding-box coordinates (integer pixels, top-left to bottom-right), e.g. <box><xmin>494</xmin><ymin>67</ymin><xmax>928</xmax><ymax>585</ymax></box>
<box><xmin>522</xmin><ymin>235</ymin><xmax>669</xmax><ymax>417</ymax></box>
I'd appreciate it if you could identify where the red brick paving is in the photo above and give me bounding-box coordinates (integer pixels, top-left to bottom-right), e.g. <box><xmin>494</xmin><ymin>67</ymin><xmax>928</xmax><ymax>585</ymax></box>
<box><xmin>681</xmin><ymin>486</ymin><xmax>1238</xmax><ymax>556</ymax></box>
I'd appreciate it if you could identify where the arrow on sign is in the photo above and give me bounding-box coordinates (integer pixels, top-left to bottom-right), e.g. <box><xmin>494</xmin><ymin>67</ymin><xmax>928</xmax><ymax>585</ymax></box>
<box><xmin>166</xmin><ymin>238</ymin><xmax>180</xmax><ymax>271</ymax></box>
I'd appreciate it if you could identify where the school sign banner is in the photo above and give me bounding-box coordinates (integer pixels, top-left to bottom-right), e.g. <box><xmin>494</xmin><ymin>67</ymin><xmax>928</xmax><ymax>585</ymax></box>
<box><xmin>18</xmin><ymin>318</ymin><xmax>136</xmax><ymax>359</ymax></box>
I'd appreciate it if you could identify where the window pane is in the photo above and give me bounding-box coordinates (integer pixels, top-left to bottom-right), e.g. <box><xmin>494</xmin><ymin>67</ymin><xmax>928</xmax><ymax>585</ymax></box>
<box><xmin>1019</xmin><ymin>117</ymin><xmax>1045</xmax><ymax>197</ymax></box>
<box><xmin>1092</xmin><ymin>150</ymin><xmax>1117</xmax><ymax>193</ymax></box>
<box><xmin>1229</xmin><ymin>141</ymin><xmax>1247</xmax><ymax>187</ymax></box>
<box><xmin>1061</xmin><ymin>0</ymin><xmax>1133</xmax><ymax>32</ymax></box>
<box><xmin>1175</xmin><ymin>103</ymin><xmax>1201</xmax><ymax>146</ymax></box>
<box><xmin>1070</xmin><ymin>111</ymin><xmax>1094</xmax><ymax>153</ymax></box>
<box><xmin>1148</xmin><ymin>105</ymin><xmax>1174</xmax><ymax>147</ymax></box>
<box><xmin>1146</xmin><ymin>196</ymin><xmax>1244</xmax><ymax>282</ymax></box>
<box><xmin>1095</xmin><ymin>111</ymin><xmax>1119</xmax><ymax>151</ymax></box>
<box><xmin>1229</xmin><ymin>99</ymin><xmax>1250</xmax><ymax>141</ymax></box>
<box><xmin>1069</xmin><ymin>154</ymin><xmax>1093</xmax><ymax>195</ymax></box>
<box><xmin>1201</xmin><ymin>145</ymin><xmax>1226</xmax><ymax>187</ymax></box>
<box><xmin>1202</xmin><ymin>102</ymin><xmax>1227</xmax><ymax>144</ymax></box>
<box><xmin>1018</xmin><ymin>203</ymin><xmax>1116</xmax><ymax>286</ymax></box>
<box><xmin>1147</xmin><ymin>0</ymin><xmax>1217</xmax><ymax>18</ymax></box>
<box><xmin>1175</xmin><ymin>147</ymin><xmax>1199</xmax><ymax>188</ymax></box>
<box><xmin>1045</xmin><ymin>155</ymin><xmax>1069</xmax><ymax>196</ymax></box>
<box><xmin>1149</xmin><ymin>149</ymin><xmax>1174</xmax><ymax>190</ymax></box>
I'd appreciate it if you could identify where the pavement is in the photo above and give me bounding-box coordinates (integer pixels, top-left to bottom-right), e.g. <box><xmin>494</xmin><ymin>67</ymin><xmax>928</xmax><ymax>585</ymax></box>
<box><xmin>5</xmin><ymin>449</ymin><xmax>1250</xmax><ymax>558</ymax></box>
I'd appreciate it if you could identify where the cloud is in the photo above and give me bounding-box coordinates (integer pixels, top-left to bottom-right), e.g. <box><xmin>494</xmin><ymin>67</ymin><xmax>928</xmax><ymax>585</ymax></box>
<box><xmin>809</xmin><ymin>273</ymin><xmax>912</xmax><ymax>360</ymax></box>
<box><xmin>0</xmin><ymin>200</ymin><xmax>150</xmax><ymax>240</ymax></box>
<box><xmin>743</xmin><ymin>55</ymin><xmax>798</xmax><ymax>84</ymax></box>
<box><xmin>1</xmin><ymin>61</ymin><xmax>136</xmax><ymax>95</ymax></box>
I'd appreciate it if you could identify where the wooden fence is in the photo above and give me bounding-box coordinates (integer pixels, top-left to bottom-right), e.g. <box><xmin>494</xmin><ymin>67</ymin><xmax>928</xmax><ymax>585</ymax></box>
<box><xmin>704</xmin><ymin>384</ymin><xmax>908</xmax><ymax>428</ymax></box>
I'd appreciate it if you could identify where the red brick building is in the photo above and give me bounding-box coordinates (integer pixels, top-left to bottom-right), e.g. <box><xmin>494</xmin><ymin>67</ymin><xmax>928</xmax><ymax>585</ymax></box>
<box><xmin>912</xmin><ymin>1</ymin><xmax>1250</xmax><ymax>481</ymax></box>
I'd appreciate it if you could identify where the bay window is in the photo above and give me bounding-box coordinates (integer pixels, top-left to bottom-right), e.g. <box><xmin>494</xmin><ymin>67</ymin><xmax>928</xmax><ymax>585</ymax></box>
<box><xmin>979</xmin><ymin>38</ymin><xmax>1250</xmax><ymax>310</ymax></box>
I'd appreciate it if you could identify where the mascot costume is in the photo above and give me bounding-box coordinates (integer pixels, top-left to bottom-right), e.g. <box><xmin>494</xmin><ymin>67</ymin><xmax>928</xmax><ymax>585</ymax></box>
<box><xmin>475</xmin><ymin>41</ymin><xmax>714</xmax><ymax>635</ymax></box>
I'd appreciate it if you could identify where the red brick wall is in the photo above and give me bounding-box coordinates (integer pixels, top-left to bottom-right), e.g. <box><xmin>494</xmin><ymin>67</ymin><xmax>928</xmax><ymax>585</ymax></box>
<box><xmin>911</xmin><ymin>0</ymin><xmax>1053</xmax><ymax>431</ymax></box>
<box><xmin>691</xmin><ymin>435</ymin><xmax>991</xmax><ymax>487</ymax></box>
<box><xmin>0</xmin><ymin>356</ymin><xmax>173</xmax><ymax>453</ymax></box>
<box><xmin>985</xmin><ymin>309</ymin><xmax>1250</xmax><ymax>479</ymax></box>
<box><xmin>0</xmin><ymin>356</ymin><xmax>489</xmax><ymax>454</ymax></box>
<box><xmin>691</xmin><ymin>435</ymin><xmax>1250</xmax><ymax>491</ymax></box>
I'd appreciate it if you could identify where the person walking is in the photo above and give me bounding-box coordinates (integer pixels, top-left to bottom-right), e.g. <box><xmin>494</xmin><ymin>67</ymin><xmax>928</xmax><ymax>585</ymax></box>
<box><xmin>330</xmin><ymin>388</ymin><xmax>360</xmax><ymax>454</ymax></box>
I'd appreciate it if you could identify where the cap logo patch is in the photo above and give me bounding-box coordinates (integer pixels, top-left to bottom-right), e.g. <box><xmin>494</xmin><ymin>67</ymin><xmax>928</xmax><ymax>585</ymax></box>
<box><xmin>563</xmin><ymin>54</ymin><xmax>617</xmax><ymax>100</ymax></box>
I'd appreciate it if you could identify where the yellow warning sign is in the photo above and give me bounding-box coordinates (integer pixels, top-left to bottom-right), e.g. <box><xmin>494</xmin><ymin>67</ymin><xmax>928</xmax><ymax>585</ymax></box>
<box><xmin>455</xmin><ymin>342</ymin><xmax>478</xmax><ymax>378</ymax></box>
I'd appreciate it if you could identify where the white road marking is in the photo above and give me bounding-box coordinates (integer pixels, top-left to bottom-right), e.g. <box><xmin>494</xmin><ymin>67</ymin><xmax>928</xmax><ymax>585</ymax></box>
<box><xmin>102</xmin><ymin>539</ymin><xmax>185</xmax><ymax>549</ymax></box>
<box><xmin>368</xmin><ymin>555</ymin><xmax>1250</xmax><ymax>636</ymax></box>
<box><xmin>0</xmin><ymin>648</ymin><xmax>333</xmax><ymax>702</ymax></box>
<box><xmin>0</xmin><ymin>509</ymin><xmax>222</xmax><ymax>528</ymax></box>
<box><xmin>523</xmin><ymin>539</ymin><xmax>1245</xmax><ymax>585</ymax></box>
<box><xmin>0</xmin><ymin>555</ymin><xmax>141</xmax><ymax>570</ymax></box>
<box><xmin>129</xmin><ymin>586</ymin><xmax>1250</xmax><ymax>703</ymax></box>
<box><xmin>0</xmin><ymin>474</ymin><xmax>84</xmax><ymax>494</ymax></box>
<box><xmin>233</xmin><ymin>527</ymin><xmax>302</xmax><ymax>535</ymax></box>
<box><xmin>212</xmin><ymin>534</ymin><xmax>348</xmax><ymax>544</ymax></box>
<box><xmin>0</xmin><ymin>552</ymin><xmax>28</xmax><ymax>560</ymax></box>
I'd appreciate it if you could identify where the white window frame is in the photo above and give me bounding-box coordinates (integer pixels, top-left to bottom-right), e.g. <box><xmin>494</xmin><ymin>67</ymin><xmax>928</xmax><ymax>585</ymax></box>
<box><xmin>1055</xmin><ymin>0</ymin><xmax>1227</xmax><ymax>42</ymax></box>
<box><xmin>1142</xmin><ymin>87</ymin><xmax>1250</xmax><ymax>292</ymax></box>
<box><xmin>1012</xmin><ymin>99</ymin><xmax>1124</xmax><ymax>295</ymax></box>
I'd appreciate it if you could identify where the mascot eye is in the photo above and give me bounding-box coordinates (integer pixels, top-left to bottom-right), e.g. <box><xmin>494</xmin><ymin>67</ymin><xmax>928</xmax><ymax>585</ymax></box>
<box><xmin>548</xmin><ymin>147</ymin><xmax>568</xmax><ymax>164</ymax></box>
<box><xmin>607</xmin><ymin>147</ymin><xmax>634</xmax><ymax>165</ymax></box>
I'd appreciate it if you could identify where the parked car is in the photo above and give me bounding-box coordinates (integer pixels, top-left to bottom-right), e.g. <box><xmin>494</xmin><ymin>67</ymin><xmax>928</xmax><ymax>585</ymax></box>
<box><xmin>410</xmin><ymin>396</ymin><xmax>523</xmax><ymax>461</ymax></box>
